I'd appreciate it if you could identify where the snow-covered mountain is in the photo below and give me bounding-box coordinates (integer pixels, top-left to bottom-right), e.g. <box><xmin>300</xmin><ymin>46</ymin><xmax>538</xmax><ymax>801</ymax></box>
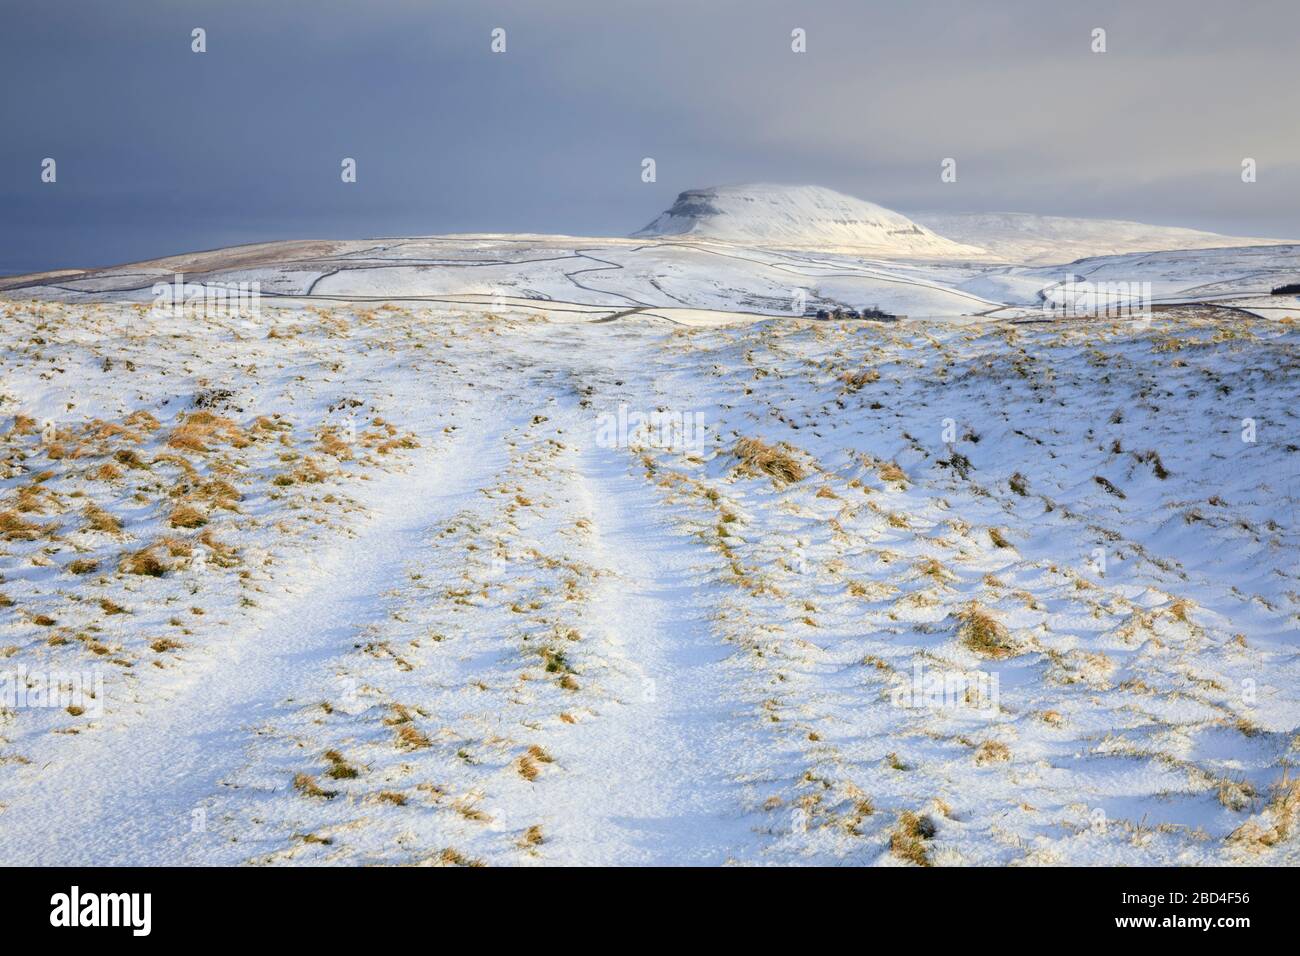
<box><xmin>911</xmin><ymin>211</ymin><xmax>1293</xmax><ymax>265</ymax></box>
<box><xmin>635</xmin><ymin>184</ymin><xmax>987</xmax><ymax>258</ymax></box>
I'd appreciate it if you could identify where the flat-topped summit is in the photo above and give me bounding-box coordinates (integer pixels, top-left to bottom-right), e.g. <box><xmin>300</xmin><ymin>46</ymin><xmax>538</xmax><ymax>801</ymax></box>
<box><xmin>633</xmin><ymin>183</ymin><xmax>986</xmax><ymax>257</ymax></box>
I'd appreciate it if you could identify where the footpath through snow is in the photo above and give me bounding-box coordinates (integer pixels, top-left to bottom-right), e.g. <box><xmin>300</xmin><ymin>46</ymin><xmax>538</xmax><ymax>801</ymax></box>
<box><xmin>0</xmin><ymin>301</ymin><xmax>1297</xmax><ymax>865</ymax></box>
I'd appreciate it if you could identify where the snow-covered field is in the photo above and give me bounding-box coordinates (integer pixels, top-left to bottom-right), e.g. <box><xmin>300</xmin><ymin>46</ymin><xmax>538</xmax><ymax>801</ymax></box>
<box><xmin>8</xmin><ymin>231</ymin><xmax>1300</xmax><ymax>325</ymax></box>
<box><xmin>2</xmin><ymin>185</ymin><xmax>1298</xmax><ymax>865</ymax></box>
<box><xmin>6</xmin><ymin>184</ymin><xmax>1296</xmax><ymax>325</ymax></box>
<box><xmin>1</xmin><ymin>291</ymin><xmax>1297</xmax><ymax>866</ymax></box>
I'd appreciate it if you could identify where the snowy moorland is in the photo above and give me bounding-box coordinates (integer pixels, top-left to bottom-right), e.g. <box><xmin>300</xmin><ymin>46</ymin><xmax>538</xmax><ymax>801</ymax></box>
<box><xmin>1</xmin><ymin>185</ymin><xmax>1298</xmax><ymax>866</ymax></box>
<box><xmin>0</xmin><ymin>293</ymin><xmax>1297</xmax><ymax>866</ymax></box>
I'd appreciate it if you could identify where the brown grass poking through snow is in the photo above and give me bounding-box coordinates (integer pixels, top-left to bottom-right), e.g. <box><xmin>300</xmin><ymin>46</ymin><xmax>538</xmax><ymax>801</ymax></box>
<box><xmin>0</xmin><ymin>510</ymin><xmax>50</xmax><ymax>542</ymax></box>
<box><xmin>1228</xmin><ymin>777</ymin><xmax>1300</xmax><ymax>850</ymax></box>
<box><xmin>957</xmin><ymin>603</ymin><xmax>1016</xmax><ymax>658</ymax></box>
<box><xmin>167</xmin><ymin>411</ymin><xmax>244</xmax><ymax>453</ymax></box>
<box><xmin>516</xmin><ymin>744</ymin><xmax>554</xmax><ymax>781</ymax></box>
<box><xmin>168</xmin><ymin>503</ymin><xmax>208</xmax><ymax>529</ymax></box>
<box><xmin>323</xmin><ymin>749</ymin><xmax>360</xmax><ymax>779</ymax></box>
<box><xmin>1093</xmin><ymin>475</ymin><xmax>1126</xmax><ymax>499</ymax></box>
<box><xmin>516</xmin><ymin>754</ymin><xmax>541</xmax><ymax>781</ymax></box>
<box><xmin>974</xmin><ymin>741</ymin><xmax>1011</xmax><ymax>766</ymax></box>
<box><xmin>731</xmin><ymin>437</ymin><xmax>807</xmax><ymax>486</ymax></box>
<box><xmin>82</xmin><ymin>503</ymin><xmax>122</xmax><ymax>533</ymax></box>
<box><xmin>293</xmin><ymin>773</ymin><xmax>337</xmax><ymax>800</ymax></box>
<box><xmin>877</xmin><ymin>461</ymin><xmax>907</xmax><ymax>484</ymax></box>
<box><xmin>197</xmin><ymin>529</ymin><xmax>239</xmax><ymax>567</ymax></box>
<box><xmin>120</xmin><ymin>547</ymin><xmax>169</xmax><ymax>577</ymax></box>
<box><xmin>841</xmin><ymin>368</ymin><xmax>880</xmax><ymax>391</ymax></box>
<box><xmin>437</xmin><ymin>847</ymin><xmax>484</xmax><ymax>867</ymax></box>
<box><xmin>890</xmin><ymin>811</ymin><xmax>935</xmax><ymax>866</ymax></box>
<box><xmin>395</xmin><ymin>723</ymin><xmax>431</xmax><ymax>751</ymax></box>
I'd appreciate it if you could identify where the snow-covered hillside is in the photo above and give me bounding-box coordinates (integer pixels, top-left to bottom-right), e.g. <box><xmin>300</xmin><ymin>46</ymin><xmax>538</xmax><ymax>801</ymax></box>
<box><xmin>0</xmin><ymin>298</ymin><xmax>1297</xmax><ymax>866</ymax></box>
<box><xmin>635</xmin><ymin>184</ymin><xmax>988</xmax><ymax>258</ymax></box>
<box><xmin>8</xmin><ymin>230</ymin><xmax>1298</xmax><ymax>324</ymax></box>
<box><xmin>7</xmin><ymin>180</ymin><xmax>1298</xmax><ymax>322</ymax></box>
<box><xmin>912</xmin><ymin>211</ymin><xmax>1293</xmax><ymax>265</ymax></box>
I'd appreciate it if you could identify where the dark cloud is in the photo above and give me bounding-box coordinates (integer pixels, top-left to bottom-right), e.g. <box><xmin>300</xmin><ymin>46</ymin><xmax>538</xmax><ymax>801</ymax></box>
<box><xmin>2</xmin><ymin>0</ymin><xmax>1296</xmax><ymax>274</ymax></box>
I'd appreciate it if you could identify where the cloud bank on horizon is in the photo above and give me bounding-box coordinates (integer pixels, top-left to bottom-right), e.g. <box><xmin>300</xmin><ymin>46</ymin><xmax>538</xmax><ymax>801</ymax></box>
<box><xmin>1</xmin><ymin>0</ymin><xmax>1297</xmax><ymax>274</ymax></box>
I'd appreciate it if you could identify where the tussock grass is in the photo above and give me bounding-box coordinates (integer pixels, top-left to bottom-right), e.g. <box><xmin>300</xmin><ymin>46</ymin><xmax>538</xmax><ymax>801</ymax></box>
<box><xmin>167</xmin><ymin>411</ymin><xmax>244</xmax><ymax>453</ymax></box>
<box><xmin>516</xmin><ymin>754</ymin><xmax>542</xmax><ymax>781</ymax></box>
<box><xmin>120</xmin><ymin>547</ymin><xmax>169</xmax><ymax>577</ymax></box>
<box><xmin>731</xmin><ymin>437</ymin><xmax>807</xmax><ymax>485</ymax></box>
<box><xmin>124</xmin><ymin>410</ymin><xmax>162</xmax><ymax>432</ymax></box>
<box><xmin>113</xmin><ymin>449</ymin><xmax>150</xmax><ymax>471</ymax></box>
<box><xmin>957</xmin><ymin>603</ymin><xmax>1016</xmax><ymax>658</ymax></box>
<box><xmin>890</xmin><ymin>811</ymin><xmax>936</xmax><ymax>866</ymax></box>
<box><xmin>541</xmin><ymin>646</ymin><xmax>574</xmax><ymax>675</ymax></box>
<box><xmin>319</xmin><ymin>428</ymin><xmax>353</xmax><ymax>459</ymax></box>
<box><xmin>877</xmin><ymin>461</ymin><xmax>907</xmax><ymax>484</ymax></box>
<box><xmin>197</xmin><ymin>529</ymin><xmax>239</xmax><ymax>567</ymax></box>
<box><xmin>437</xmin><ymin>847</ymin><xmax>484</xmax><ymax>867</ymax></box>
<box><xmin>395</xmin><ymin>723</ymin><xmax>431</xmax><ymax>751</ymax></box>
<box><xmin>82</xmin><ymin>503</ymin><xmax>121</xmax><ymax>533</ymax></box>
<box><xmin>917</xmin><ymin>558</ymin><xmax>951</xmax><ymax>583</ymax></box>
<box><xmin>1093</xmin><ymin>475</ymin><xmax>1126</xmax><ymax>498</ymax></box>
<box><xmin>841</xmin><ymin>368</ymin><xmax>880</xmax><ymax>391</ymax></box>
<box><xmin>293</xmin><ymin>773</ymin><xmax>337</xmax><ymax>799</ymax></box>
<box><xmin>0</xmin><ymin>510</ymin><xmax>50</xmax><ymax>542</ymax></box>
<box><xmin>323</xmin><ymin>749</ymin><xmax>360</xmax><ymax>779</ymax></box>
<box><xmin>974</xmin><ymin>741</ymin><xmax>1011</xmax><ymax>766</ymax></box>
<box><xmin>1228</xmin><ymin>777</ymin><xmax>1300</xmax><ymax>850</ymax></box>
<box><xmin>273</xmin><ymin>457</ymin><xmax>330</xmax><ymax>486</ymax></box>
<box><xmin>1136</xmin><ymin>449</ymin><xmax>1170</xmax><ymax>479</ymax></box>
<box><xmin>168</xmin><ymin>503</ymin><xmax>207</xmax><ymax>529</ymax></box>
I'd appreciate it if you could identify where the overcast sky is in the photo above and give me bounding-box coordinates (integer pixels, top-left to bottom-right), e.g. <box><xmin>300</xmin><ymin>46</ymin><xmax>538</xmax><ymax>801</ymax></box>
<box><xmin>2</xmin><ymin>0</ymin><xmax>1297</xmax><ymax>274</ymax></box>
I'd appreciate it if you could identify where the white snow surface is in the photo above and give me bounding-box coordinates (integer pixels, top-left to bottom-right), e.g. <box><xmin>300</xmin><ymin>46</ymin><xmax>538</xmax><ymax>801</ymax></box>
<box><xmin>0</xmin><ymin>296</ymin><xmax>1297</xmax><ymax>867</ymax></box>
<box><xmin>912</xmin><ymin>211</ymin><xmax>1295</xmax><ymax>265</ymax></box>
